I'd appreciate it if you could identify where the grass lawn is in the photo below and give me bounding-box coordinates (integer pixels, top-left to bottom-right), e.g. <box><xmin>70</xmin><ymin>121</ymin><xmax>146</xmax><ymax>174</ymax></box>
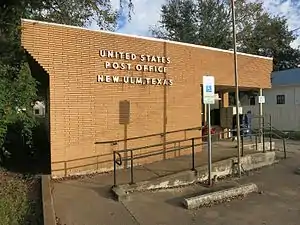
<box><xmin>0</xmin><ymin>168</ymin><xmax>43</xmax><ymax>225</ymax></box>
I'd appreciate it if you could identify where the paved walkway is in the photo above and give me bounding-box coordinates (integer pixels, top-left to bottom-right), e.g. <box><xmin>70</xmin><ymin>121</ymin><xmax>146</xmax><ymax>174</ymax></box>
<box><xmin>52</xmin><ymin>140</ymin><xmax>256</xmax><ymax>224</ymax></box>
<box><xmin>122</xmin><ymin>145</ymin><xmax>300</xmax><ymax>225</ymax></box>
<box><xmin>52</xmin><ymin>139</ymin><xmax>291</xmax><ymax>225</ymax></box>
<box><xmin>114</xmin><ymin>139</ymin><xmax>262</xmax><ymax>185</ymax></box>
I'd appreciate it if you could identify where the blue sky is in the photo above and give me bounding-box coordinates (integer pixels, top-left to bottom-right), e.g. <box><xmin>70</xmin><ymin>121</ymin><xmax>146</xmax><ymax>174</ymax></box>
<box><xmin>93</xmin><ymin>0</ymin><xmax>300</xmax><ymax>49</ymax></box>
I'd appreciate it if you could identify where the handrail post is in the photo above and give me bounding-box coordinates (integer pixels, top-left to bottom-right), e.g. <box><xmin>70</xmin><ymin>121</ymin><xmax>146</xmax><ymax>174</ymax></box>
<box><xmin>262</xmin><ymin>117</ymin><xmax>265</xmax><ymax>153</ymax></box>
<box><xmin>192</xmin><ymin>138</ymin><xmax>195</xmax><ymax>170</ymax></box>
<box><xmin>283</xmin><ymin>138</ymin><xmax>287</xmax><ymax>159</ymax></box>
<box><xmin>241</xmin><ymin>133</ymin><xmax>244</xmax><ymax>157</ymax></box>
<box><xmin>269</xmin><ymin>115</ymin><xmax>272</xmax><ymax>151</ymax></box>
<box><xmin>96</xmin><ymin>155</ymin><xmax>99</xmax><ymax>171</ymax></box>
<box><xmin>262</xmin><ymin>133</ymin><xmax>265</xmax><ymax>152</ymax></box>
<box><xmin>255</xmin><ymin>134</ymin><xmax>258</xmax><ymax>150</ymax></box>
<box><xmin>130</xmin><ymin>150</ymin><xmax>134</xmax><ymax>184</ymax></box>
<box><xmin>64</xmin><ymin>161</ymin><xmax>67</xmax><ymax>177</ymax></box>
<box><xmin>113</xmin><ymin>151</ymin><xmax>116</xmax><ymax>187</ymax></box>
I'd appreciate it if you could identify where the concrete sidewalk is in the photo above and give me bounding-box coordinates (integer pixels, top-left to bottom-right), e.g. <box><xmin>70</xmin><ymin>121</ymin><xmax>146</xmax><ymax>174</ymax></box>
<box><xmin>52</xmin><ymin>140</ymin><xmax>259</xmax><ymax>225</ymax></box>
<box><xmin>120</xmin><ymin>150</ymin><xmax>300</xmax><ymax>225</ymax></box>
<box><xmin>52</xmin><ymin>140</ymin><xmax>299</xmax><ymax>225</ymax></box>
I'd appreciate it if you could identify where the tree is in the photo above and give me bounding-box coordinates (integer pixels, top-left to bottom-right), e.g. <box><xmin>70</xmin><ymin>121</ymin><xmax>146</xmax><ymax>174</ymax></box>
<box><xmin>0</xmin><ymin>62</ymin><xmax>37</xmax><ymax>163</ymax></box>
<box><xmin>151</xmin><ymin>0</ymin><xmax>198</xmax><ymax>43</ymax></box>
<box><xmin>151</xmin><ymin>0</ymin><xmax>300</xmax><ymax>71</ymax></box>
<box><xmin>0</xmin><ymin>0</ymin><xmax>133</xmax><ymax>162</ymax></box>
<box><xmin>27</xmin><ymin>0</ymin><xmax>117</xmax><ymax>30</ymax></box>
<box><xmin>195</xmin><ymin>0</ymin><xmax>232</xmax><ymax>49</ymax></box>
<box><xmin>234</xmin><ymin>0</ymin><xmax>300</xmax><ymax>71</ymax></box>
<box><xmin>151</xmin><ymin>0</ymin><xmax>232</xmax><ymax>49</ymax></box>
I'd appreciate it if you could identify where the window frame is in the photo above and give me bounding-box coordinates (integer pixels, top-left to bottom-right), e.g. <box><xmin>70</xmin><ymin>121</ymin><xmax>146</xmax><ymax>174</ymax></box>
<box><xmin>276</xmin><ymin>94</ymin><xmax>285</xmax><ymax>105</ymax></box>
<box><xmin>34</xmin><ymin>108</ymin><xmax>40</xmax><ymax>115</ymax></box>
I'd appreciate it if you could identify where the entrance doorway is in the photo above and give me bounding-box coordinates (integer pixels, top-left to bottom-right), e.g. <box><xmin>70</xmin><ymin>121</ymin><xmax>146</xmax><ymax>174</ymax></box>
<box><xmin>202</xmin><ymin>91</ymin><xmax>222</xmax><ymax>126</ymax></box>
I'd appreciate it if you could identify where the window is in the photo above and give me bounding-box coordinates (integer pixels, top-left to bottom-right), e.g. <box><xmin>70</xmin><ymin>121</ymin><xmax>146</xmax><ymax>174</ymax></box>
<box><xmin>34</xmin><ymin>109</ymin><xmax>40</xmax><ymax>115</ymax></box>
<box><xmin>276</xmin><ymin>95</ymin><xmax>285</xmax><ymax>104</ymax></box>
<box><xmin>249</xmin><ymin>96</ymin><xmax>255</xmax><ymax>105</ymax></box>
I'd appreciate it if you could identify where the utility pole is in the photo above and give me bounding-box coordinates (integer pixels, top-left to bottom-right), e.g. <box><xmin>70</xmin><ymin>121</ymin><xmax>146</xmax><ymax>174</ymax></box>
<box><xmin>231</xmin><ymin>0</ymin><xmax>241</xmax><ymax>177</ymax></box>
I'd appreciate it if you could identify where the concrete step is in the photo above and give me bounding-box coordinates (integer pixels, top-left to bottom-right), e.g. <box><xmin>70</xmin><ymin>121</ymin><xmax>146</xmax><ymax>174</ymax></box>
<box><xmin>112</xmin><ymin>151</ymin><xmax>277</xmax><ymax>201</ymax></box>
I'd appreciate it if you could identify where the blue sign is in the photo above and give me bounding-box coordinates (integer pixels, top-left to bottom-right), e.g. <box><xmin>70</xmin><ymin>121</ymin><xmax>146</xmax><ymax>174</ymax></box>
<box><xmin>205</xmin><ymin>85</ymin><xmax>212</xmax><ymax>93</ymax></box>
<box><xmin>203</xmin><ymin>75</ymin><xmax>215</xmax><ymax>105</ymax></box>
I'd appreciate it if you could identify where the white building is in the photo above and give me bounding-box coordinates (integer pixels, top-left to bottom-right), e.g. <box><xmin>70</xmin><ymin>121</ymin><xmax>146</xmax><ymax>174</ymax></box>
<box><xmin>33</xmin><ymin>100</ymin><xmax>46</xmax><ymax>117</ymax></box>
<box><xmin>242</xmin><ymin>68</ymin><xmax>300</xmax><ymax>131</ymax></box>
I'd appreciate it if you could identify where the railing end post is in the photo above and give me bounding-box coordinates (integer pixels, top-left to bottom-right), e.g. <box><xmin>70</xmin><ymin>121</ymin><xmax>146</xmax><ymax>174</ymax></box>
<box><xmin>192</xmin><ymin>138</ymin><xmax>195</xmax><ymax>171</ymax></box>
<box><xmin>130</xmin><ymin>150</ymin><xmax>134</xmax><ymax>185</ymax></box>
<box><xmin>113</xmin><ymin>151</ymin><xmax>117</xmax><ymax>187</ymax></box>
<box><xmin>64</xmin><ymin>161</ymin><xmax>67</xmax><ymax>177</ymax></box>
<box><xmin>241</xmin><ymin>134</ymin><xmax>244</xmax><ymax>157</ymax></box>
<box><xmin>283</xmin><ymin>138</ymin><xmax>287</xmax><ymax>159</ymax></box>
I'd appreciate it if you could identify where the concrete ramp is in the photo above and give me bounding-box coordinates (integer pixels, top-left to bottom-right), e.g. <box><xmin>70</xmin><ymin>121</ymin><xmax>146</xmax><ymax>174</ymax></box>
<box><xmin>112</xmin><ymin>151</ymin><xmax>277</xmax><ymax>201</ymax></box>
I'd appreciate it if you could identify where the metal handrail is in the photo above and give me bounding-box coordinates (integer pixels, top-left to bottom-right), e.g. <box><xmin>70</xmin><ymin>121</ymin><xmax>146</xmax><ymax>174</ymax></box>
<box><xmin>113</xmin><ymin>140</ymin><xmax>202</xmax><ymax>186</ymax></box>
<box><xmin>266</xmin><ymin>124</ymin><xmax>289</xmax><ymax>139</ymax></box>
<box><xmin>95</xmin><ymin>126</ymin><xmax>203</xmax><ymax>145</ymax></box>
<box><xmin>112</xmin><ymin>115</ymin><xmax>288</xmax><ymax>187</ymax></box>
<box><xmin>112</xmin><ymin>129</ymin><xmax>237</xmax><ymax>186</ymax></box>
<box><xmin>241</xmin><ymin>126</ymin><xmax>286</xmax><ymax>159</ymax></box>
<box><xmin>247</xmin><ymin>114</ymin><xmax>286</xmax><ymax>157</ymax></box>
<box><xmin>51</xmin><ymin>115</ymin><xmax>287</xmax><ymax>179</ymax></box>
<box><xmin>114</xmin><ymin>135</ymin><xmax>203</xmax><ymax>154</ymax></box>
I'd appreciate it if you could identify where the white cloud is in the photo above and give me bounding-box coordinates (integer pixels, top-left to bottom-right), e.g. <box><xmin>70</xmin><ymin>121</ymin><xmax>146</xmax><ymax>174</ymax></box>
<box><xmin>111</xmin><ymin>0</ymin><xmax>165</xmax><ymax>36</ymax></box>
<box><xmin>90</xmin><ymin>0</ymin><xmax>300</xmax><ymax>49</ymax></box>
<box><xmin>260</xmin><ymin>0</ymin><xmax>300</xmax><ymax>48</ymax></box>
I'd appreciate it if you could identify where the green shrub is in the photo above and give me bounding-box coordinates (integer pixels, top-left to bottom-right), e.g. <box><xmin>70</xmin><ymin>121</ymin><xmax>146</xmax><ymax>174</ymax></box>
<box><xmin>0</xmin><ymin>171</ymin><xmax>31</xmax><ymax>225</ymax></box>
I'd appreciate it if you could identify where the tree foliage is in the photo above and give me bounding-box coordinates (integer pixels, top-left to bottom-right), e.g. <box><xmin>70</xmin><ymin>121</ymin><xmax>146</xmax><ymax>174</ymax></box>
<box><xmin>152</xmin><ymin>0</ymin><xmax>232</xmax><ymax>49</ymax></box>
<box><xmin>152</xmin><ymin>0</ymin><xmax>198</xmax><ymax>43</ymax></box>
<box><xmin>0</xmin><ymin>0</ymin><xmax>133</xmax><ymax>158</ymax></box>
<box><xmin>26</xmin><ymin>0</ymin><xmax>118</xmax><ymax>30</ymax></box>
<box><xmin>151</xmin><ymin>0</ymin><xmax>300</xmax><ymax>71</ymax></box>
<box><xmin>0</xmin><ymin>63</ymin><xmax>37</xmax><ymax>149</ymax></box>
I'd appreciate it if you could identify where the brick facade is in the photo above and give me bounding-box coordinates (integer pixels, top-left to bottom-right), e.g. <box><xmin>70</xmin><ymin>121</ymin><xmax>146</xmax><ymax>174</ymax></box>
<box><xmin>21</xmin><ymin>19</ymin><xmax>273</xmax><ymax>177</ymax></box>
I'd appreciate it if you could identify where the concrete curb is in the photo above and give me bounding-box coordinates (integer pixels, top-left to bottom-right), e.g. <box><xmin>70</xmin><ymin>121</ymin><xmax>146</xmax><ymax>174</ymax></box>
<box><xmin>112</xmin><ymin>151</ymin><xmax>276</xmax><ymax>201</ymax></box>
<box><xmin>183</xmin><ymin>183</ymin><xmax>258</xmax><ymax>209</ymax></box>
<box><xmin>41</xmin><ymin>175</ymin><xmax>56</xmax><ymax>225</ymax></box>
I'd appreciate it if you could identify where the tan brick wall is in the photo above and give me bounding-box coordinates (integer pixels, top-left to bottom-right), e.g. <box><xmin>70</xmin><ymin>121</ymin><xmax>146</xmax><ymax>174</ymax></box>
<box><xmin>21</xmin><ymin>19</ymin><xmax>273</xmax><ymax>177</ymax></box>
